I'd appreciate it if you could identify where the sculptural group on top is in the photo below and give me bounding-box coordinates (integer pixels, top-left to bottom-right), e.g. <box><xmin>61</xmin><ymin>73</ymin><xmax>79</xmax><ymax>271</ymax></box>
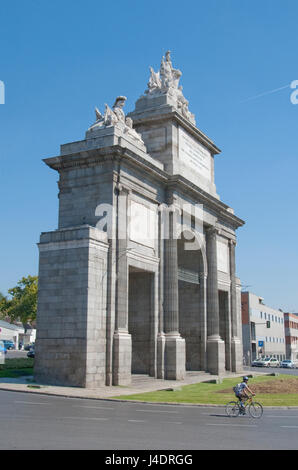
<box><xmin>89</xmin><ymin>96</ymin><xmax>144</xmax><ymax>144</ymax></box>
<box><xmin>144</xmin><ymin>51</ymin><xmax>196</xmax><ymax>125</ymax></box>
<box><xmin>88</xmin><ymin>52</ymin><xmax>195</xmax><ymax>142</ymax></box>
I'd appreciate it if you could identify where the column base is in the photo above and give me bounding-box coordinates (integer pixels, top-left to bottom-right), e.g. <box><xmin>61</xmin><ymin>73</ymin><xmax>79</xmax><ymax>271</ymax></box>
<box><xmin>207</xmin><ymin>335</ymin><xmax>226</xmax><ymax>375</ymax></box>
<box><xmin>113</xmin><ymin>331</ymin><xmax>132</xmax><ymax>386</ymax></box>
<box><xmin>231</xmin><ymin>337</ymin><xmax>243</xmax><ymax>372</ymax></box>
<box><xmin>164</xmin><ymin>334</ymin><xmax>186</xmax><ymax>380</ymax></box>
<box><xmin>156</xmin><ymin>333</ymin><xmax>166</xmax><ymax>379</ymax></box>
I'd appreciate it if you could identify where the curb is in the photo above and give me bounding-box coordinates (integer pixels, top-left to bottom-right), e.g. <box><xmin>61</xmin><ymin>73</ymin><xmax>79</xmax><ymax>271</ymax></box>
<box><xmin>1</xmin><ymin>386</ymin><xmax>298</xmax><ymax>409</ymax></box>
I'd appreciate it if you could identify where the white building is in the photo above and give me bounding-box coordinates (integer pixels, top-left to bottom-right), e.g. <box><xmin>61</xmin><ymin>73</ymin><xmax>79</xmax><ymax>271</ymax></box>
<box><xmin>241</xmin><ymin>292</ymin><xmax>286</xmax><ymax>363</ymax></box>
<box><xmin>284</xmin><ymin>313</ymin><xmax>298</xmax><ymax>363</ymax></box>
<box><xmin>0</xmin><ymin>320</ymin><xmax>25</xmax><ymax>349</ymax></box>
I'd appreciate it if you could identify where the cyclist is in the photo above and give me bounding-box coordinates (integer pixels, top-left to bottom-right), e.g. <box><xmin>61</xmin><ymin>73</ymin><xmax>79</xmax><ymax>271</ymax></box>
<box><xmin>234</xmin><ymin>376</ymin><xmax>255</xmax><ymax>415</ymax></box>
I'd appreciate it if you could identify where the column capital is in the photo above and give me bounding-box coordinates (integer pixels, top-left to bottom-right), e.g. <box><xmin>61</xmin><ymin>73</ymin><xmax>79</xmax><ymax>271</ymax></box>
<box><xmin>165</xmin><ymin>189</ymin><xmax>179</xmax><ymax>206</ymax></box>
<box><xmin>205</xmin><ymin>226</ymin><xmax>220</xmax><ymax>239</ymax></box>
<box><xmin>158</xmin><ymin>203</ymin><xmax>181</xmax><ymax>215</ymax></box>
<box><xmin>115</xmin><ymin>183</ymin><xmax>131</xmax><ymax>196</ymax></box>
<box><xmin>228</xmin><ymin>238</ymin><xmax>237</xmax><ymax>247</ymax></box>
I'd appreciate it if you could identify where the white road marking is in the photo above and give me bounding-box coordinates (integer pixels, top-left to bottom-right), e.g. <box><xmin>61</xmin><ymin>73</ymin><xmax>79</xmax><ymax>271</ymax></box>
<box><xmin>63</xmin><ymin>416</ymin><xmax>109</xmax><ymax>421</ymax></box>
<box><xmin>281</xmin><ymin>426</ymin><xmax>298</xmax><ymax>429</ymax></box>
<box><xmin>75</xmin><ymin>406</ymin><xmax>114</xmax><ymax>410</ymax></box>
<box><xmin>143</xmin><ymin>404</ymin><xmax>199</xmax><ymax>409</ymax></box>
<box><xmin>15</xmin><ymin>401</ymin><xmax>51</xmax><ymax>405</ymax></box>
<box><xmin>266</xmin><ymin>416</ymin><xmax>298</xmax><ymax>418</ymax></box>
<box><xmin>205</xmin><ymin>423</ymin><xmax>257</xmax><ymax>428</ymax></box>
<box><xmin>136</xmin><ymin>409</ymin><xmax>179</xmax><ymax>414</ymax></box>
<box><xmin>161</xmin><ymin>421</ymin><xmax>182</xmax><ymax>425</ymax></box>
<box><xmin>127</xmin><ymin>419</ymin><xmax>146</xmax><ymax>423</ymax></box>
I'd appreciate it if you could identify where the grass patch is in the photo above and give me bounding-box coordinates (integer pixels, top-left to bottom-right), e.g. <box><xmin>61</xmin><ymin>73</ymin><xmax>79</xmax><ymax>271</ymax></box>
<box><xmin>112</xmin><ymin>374</ymin><xmax>298</xmax><ymax>407</ymax></box>
<box><xmin>0</xmin><ymin>358</ymin><xmax>34</xmax><ymax>378</ymax></box>
<box><xmin>0</xmin><ymin>368</ymin><xmax>34</xmax><ymax>378</ymax></box>
<box><xmin>0</xmin><ymin>358</ymin><xmax>34</xmax><ymax>370</ymax></box>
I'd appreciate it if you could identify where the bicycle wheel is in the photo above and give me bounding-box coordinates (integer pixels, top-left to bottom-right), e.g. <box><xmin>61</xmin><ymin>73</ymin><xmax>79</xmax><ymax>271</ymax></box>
<box><xmin>248</xmin><ymin>401</ymin><xmax>263</xmax><ymax>418</ymax></box>
<box><xmin>226</xmin><ymin>401</ymin><xmax>240</xmax><ymax>417</ymax></box>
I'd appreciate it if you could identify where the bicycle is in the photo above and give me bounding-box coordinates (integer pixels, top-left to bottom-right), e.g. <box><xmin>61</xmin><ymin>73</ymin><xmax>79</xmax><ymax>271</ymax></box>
<box><xmin>225</xmin><ymin>395</ymin><xmax>263</xmax><ymax>418</ymax></box>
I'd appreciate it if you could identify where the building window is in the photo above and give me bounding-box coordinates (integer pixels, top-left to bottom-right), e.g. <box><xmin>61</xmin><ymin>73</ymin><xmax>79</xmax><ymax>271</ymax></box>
<box><xmin>251</xmin><ymin>322</ymin><xmax>256</xmax><ymax>341</ymax></box>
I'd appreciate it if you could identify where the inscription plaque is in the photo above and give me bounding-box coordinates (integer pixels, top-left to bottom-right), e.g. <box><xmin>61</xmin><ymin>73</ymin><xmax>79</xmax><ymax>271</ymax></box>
<box><xmin>179</xmin><ymin>127</ymin><xmax>212</xmax><ymax>181</ymax></box>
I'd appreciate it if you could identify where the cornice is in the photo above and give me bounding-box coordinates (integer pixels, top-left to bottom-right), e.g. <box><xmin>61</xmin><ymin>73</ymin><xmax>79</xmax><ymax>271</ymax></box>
<box><xmin>130</xmin><ymin>110</ymin><xmax>221</xmax><ymax>156</ymax></box>
<box><xmin>43</xmin><ymin>144</ymin><xmax>244</xmax><ymax>230</ymax></box>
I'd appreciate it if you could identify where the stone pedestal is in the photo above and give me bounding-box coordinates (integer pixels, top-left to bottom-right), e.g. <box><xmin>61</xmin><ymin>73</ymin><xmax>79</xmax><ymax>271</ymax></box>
<box><xmin>207</xmin><ymin>335</ymin><xmax>226</xmax><ymax>375</ymax></box>
<box><xmin>35</xmin><ymin>226</ymin><xmax>108</xmax><ymax>388</ymax></box>
<box><xmin>164</xmin><ymin>334</ymin><xmax>186</xmax><ymax>380</ymax></box>
<box><xmin>112</xmin><ymin>330</ymin><xmax>132</xmax><ymax>386</ymax></box>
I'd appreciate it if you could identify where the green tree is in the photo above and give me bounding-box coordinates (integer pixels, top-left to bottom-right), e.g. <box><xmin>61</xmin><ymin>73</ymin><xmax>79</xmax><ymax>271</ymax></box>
<box><xmin>1</xmin><ymin>276</ymin><xmax>38</xmax><ymax>324</ymax></box>
<box><xmin>0</xmin><ymin>292</ymin><xmax>6</xmax><ymax>319</ymax></box>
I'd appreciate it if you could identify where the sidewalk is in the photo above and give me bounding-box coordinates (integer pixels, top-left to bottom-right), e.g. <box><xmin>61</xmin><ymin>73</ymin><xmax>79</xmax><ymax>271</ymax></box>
<box><xmin>0</xmin><ymin>370</ymin><xmax>258</xmax><ymax>402</ymax></box>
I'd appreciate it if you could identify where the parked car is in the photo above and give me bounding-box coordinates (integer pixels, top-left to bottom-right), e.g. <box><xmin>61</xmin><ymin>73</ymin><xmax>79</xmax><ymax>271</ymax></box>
<box><xmin>251</xmin><ymin>358</ymin><xmax>263</xmax><ymax>367</ymax></box>
<box><xmin>27</xmin><ymin>349</ymin><xmax>35</xmax><ymax>358</ymax></box>
<box><xmin>0</xmin><ymin>342</ymin><xmax>7</xmax><ymax>355</ymax></box>
<box><xmin>280</xmin><ymin>359</ymin><xmax>296</xmax><ymax>369</ymax></box>
<box><xmin>251</xmin><ymin>357</ymin><xmax>268</xmax><ymax>367</ymax></box>
<box><xmin>252</xmin><ymin>357</ymin><xmax>280</xmax><ymax>367</ymax></box>
<box><xmin>2</xmin><ymin>340</ymin><xmax>15</xmax><ymax>350</ymax></box>
<box><xmin>267</xmin><ymin>357</ymin><xmax>280</xmax><ymax>367</ymax></box>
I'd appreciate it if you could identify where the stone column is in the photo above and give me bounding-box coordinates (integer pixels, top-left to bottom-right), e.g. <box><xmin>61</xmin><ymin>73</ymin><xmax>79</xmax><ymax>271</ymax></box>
<box><xmin>163</xmin><ymin>208</ymin><xmax>185</xmax><ymax>380</ymax></box>
<box><xmin>113</xmin><ymin>184</ymin><xmax>132</xmax><ymax>385</ymax></box>
<box><xmin>199</xmin><ymin>272</ymin><xmax>207</xmax><ymax>371</ymax></box>
<box><xmin>157</xmin><ymin>205</ymin><xmax>166</xmax><ymax>379</ymax></box>
<box><xmin>229</xmin><ymin>239</ymin><xmax>242</xmax><ymax>372</ymax></box>
<box><xmin>206</xmin><ymin>227</ymin><xmax>225</xmax><ymax>375</ymax></box>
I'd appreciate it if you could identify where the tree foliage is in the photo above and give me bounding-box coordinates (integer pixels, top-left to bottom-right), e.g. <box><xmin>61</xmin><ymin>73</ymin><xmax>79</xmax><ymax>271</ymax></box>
<box><xmin>0</xmin><ymin>276</ymin><xmax>38</xmax><ymax>324</ymax></box>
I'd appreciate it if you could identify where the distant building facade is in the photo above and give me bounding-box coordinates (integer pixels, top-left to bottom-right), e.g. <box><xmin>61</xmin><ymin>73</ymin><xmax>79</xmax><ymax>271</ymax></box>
<box><xmin>241</xmin><ymin>292</ymin><xmax>286</xmax><ymax>364</ymax></box>
<box><xmin>284</xmin><ymin>313</ymin><xmax>298</xmax><ymax>363</ymax></box>
<box><xmin>0</xmin><ymin>320</ymin><xmax>25</xmax><ymax>348</ymax></box>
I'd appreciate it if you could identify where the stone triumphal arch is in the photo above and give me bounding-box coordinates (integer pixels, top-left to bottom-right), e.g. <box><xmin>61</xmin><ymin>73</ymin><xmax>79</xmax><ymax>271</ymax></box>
<box><xmin>35</xmin><ymin>52</ymin><xmax>244</xmax><ymax>387</ymax></box>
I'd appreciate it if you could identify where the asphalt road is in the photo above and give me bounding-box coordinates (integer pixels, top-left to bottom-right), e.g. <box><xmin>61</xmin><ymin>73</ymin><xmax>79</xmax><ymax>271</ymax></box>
<box><xmin>0</xmin><ymin>390</ymin><xmax>298</xmax><ymax>450</ymax></box>
<box><xmin>244</xmin><ymin>365</ymin><xmax>298</xmax><ymax>376</ymax></box>
<box><xmin>6</xmin><ymin>350</ymin><xmax>29</xmax><ymax>359</ymax></box>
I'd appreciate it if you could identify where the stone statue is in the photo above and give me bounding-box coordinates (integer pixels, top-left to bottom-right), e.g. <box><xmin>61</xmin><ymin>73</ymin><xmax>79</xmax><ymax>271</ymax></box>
<box><xmin>145</xmin><ymin>67</ymin><xmax>162</xmax><ymax>94</ymax></box>
<box><xmin>143</xmin><ymin>51</ymin><xmax>196</xmax><ymax>125</ymax></box>
<box><xmin>112</xmin><ymin>96</ymin><xmax>126</xmax><ymax>123</ymax></box>
<box><xmin>89</xmin><ymin>96</ymin><xmax>144</xmax><ymax>144</ymax></box>
<box><xmin>160</xmin><ymin>50</ymin><xmax>182</xmax><ymax>91</ymax></box>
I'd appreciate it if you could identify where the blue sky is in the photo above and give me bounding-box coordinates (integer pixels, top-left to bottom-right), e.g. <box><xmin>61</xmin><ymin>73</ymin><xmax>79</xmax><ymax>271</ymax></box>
<box><xmin>0</xmin><ymin>0</ymin><xmax>297</xmax><ymax>311</ymax></box>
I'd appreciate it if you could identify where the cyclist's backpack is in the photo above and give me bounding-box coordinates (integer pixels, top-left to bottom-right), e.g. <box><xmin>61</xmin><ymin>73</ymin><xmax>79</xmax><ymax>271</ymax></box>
<box><xmin>233</xmin><ymin>383</ymin><xmax>241</xmax><ymax>394</ymax></box>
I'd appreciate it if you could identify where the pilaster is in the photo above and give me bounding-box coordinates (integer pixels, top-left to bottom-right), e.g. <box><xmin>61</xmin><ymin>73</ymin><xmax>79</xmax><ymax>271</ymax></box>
<box><xmin>113</xmin><ymin>184</ymin><xmax>132</xmax><ymax>385</ymax></box>
<box><xmin>163</xmin><ymin>206</ymin><xmax>185</xmax><ymax>380</ymax></box>
<box><xmin>206</xmin><ymin>227</ymin><xmax>225</xmax><ymax>375</ymax></box>
<box><xmin>229</xmin><ymin>239</ymin><xmax>243</xmax><ymax>372</ymax></box>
